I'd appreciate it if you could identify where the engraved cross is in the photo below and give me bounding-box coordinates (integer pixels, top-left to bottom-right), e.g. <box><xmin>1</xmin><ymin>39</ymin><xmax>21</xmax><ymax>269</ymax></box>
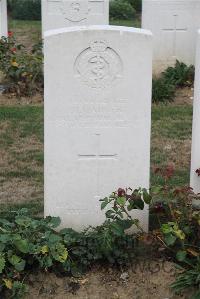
<box><xmin>78</xmin><ymin>134</ymin><xmax>118</xmax><ymax>198</ymax></box>
<box><xmin>162</xmin><ymin>14</ymin><xmax>187</xmax><ymax>57</ymax></box>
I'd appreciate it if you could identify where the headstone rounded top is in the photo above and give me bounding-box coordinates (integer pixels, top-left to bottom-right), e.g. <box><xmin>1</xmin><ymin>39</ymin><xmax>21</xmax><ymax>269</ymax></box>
<box><xmin>44</xmin><ymin>25</ymin><xmax>153</xmax><ymax>39</ymax></box>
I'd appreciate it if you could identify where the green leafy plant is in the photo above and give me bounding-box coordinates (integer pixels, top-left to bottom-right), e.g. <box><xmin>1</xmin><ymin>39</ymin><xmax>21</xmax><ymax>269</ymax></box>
<box><xmin>152</xmin><ymin>77</ymin><xmax>175</xmax><ymax>103</ymax></box>
<box><xmin>163</xmin><ymin>60</ymin><xmax>195</xmax><ymax>87</ymax></box>
<box><xmin>8</xmin><ymin>0</ymin><xmax>41</xmax><ymax>21</ymax></box>
<box><xmin>151</xmin><ymin>165</ymin><xmax>200</xmax><ymax>298</ymax></box>
<box><xmin>0</xmin><ymin>188</ymin><xmax>151</xmax><ymax>297</ymax></box>
<box><xmin>109</xmin><ymin>0</ymin><xmax>136</xmax><ymax>20</ymax></box>
<box><xmin>0</xmin><ymin>209</ymin><xmax>68</xmax><ymax>297</ymax></box>
<box><xmin>125</xmin><ymin>0</ymin><xmax>142</xmax><ymax>12</ymax></box>
<box><xmin>152</xmin><ymin>60</ymin><xmax>195</xmax><ymax>103</ymax></box>
<box><xmin>0</xmin><ymin>33</ymin><xmax>43</xmax><ymax>96</ymax></box>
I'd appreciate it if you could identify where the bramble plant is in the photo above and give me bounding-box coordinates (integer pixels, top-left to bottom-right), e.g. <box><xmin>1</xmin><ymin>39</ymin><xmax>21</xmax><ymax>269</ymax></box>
<box><xmin>151</xmin><ymin>164</ymin><xmax>200</xmax><ymax>298</ymax></box>
<box><xmin>0</xmin><ymin>189</ymin><xmax>151</xmax><ymax>298</ymax></box>
<box><xmin>0</xmin><ymin>33</ymin><xmax>43</xmax><ymax>96</ymax></box>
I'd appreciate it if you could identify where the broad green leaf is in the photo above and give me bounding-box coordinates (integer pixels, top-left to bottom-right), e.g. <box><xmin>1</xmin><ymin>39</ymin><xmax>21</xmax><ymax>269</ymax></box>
<box><xmin>15</xmin><ymin>216</ymin><xmax>31</xmax><ymax>227</ymax></box>
<box><xmin>51</xmin><ymin>243</ymin><xmax>68</xmax><ymax>263</ymax></box>
<box><xmin>0</xmin><ymin>254</ymin><xmax>5</xmax><ymax>273</ymax></box>
<box><xmin>118</xmin><ymin>219</ymin><xmax>133</xmax><ymax>230</ymax></box>
<box><xmin>174</xmin><ymin>229</ymin><xmax>185</xmax><ymax>240</ymax></box>
<box><xmin>8</xmin><ymin>255</ymin><xmax>26</xmax><ymax>272</ymax></box>
<box><xmin>14</xmin><ymin>239</ymin><xmax>29</xmax><ymax>253</ymax></box>
<box><xmin>110</xmin><ymin>222</ymin><xmax>124</xmax><ymax>236</ymax></box>
<box><xmin>161</xmin><ymin>223</ymin><xmax>173</xmax><ymax>234</ymax></box>
<box><xmin>41</xmin><ymin>245</ymin><xmax>49</xmax><ymax>254</ymax></box>
<box><xmin>0</xmin><ymin>243</ymin><xmax>5</xmax><ymax>251</ymax></box>
<box><xmin>101</xmin><ymin>200</ymin><xmax>109</xmax><ymax>210</ymax></box>
<box><xmin>117</xmin><ymin>197</ymin><xmax>126</xmax><ymax>206</ymax></box>
<box><xmin>164</xmin><ymin>233</ymin><xmax>176</xmax><ymax>246</ymax></box>
<box><xmin>0</xmin><ymin>234</ymin><xmax>10</xmax><ymax>243</ymax></box>
<box><xmin>46</xmin><ymin>216</ymin><xmax>61</xmax><ymax>228</ymax></box>
<box><xmin>105</xmin><ymin>210</ymin><xmax>115</xmax><ymax>219</ymax></box>
<box><xmin>3</xmin><ymin>279</ymin><xmax>13</xmax><ymax>290</ymax></box>
<box><xmin>133</xmin><ymin>198</ymin><xmax>144</xmax><ymax>210</ymax></box>
<box><xmin>48</xmin><ymin>233</ymin><xmax>62</xmax><ymax>244</ymax></box>
<box><xmin>142</xmin><ymin>189</ymin><xmax>152</xmax><ymax>204</ymax></box>
<box><xmin>176</xmin><ymin>250</ymin><xmax>187</xmax><ymax>262</ymax></box>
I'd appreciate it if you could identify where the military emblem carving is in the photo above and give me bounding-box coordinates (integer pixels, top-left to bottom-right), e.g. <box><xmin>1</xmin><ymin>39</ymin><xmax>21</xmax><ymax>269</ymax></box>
<box><xmin>74</xmin><ymin>40</ymin><xmax>123</xmax><ymax>88</ymax></box>
<box><xmin>61</xmin><ymin>1</ymin><xmax>89</xmax><ymax>22</ymax></box>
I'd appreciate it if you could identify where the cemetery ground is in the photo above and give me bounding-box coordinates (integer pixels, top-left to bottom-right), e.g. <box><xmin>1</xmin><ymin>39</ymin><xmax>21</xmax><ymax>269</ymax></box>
<box><xmin>0</xmin><ymin>20</ymin><xmax>197</xmax><ymax>298</ymax></box>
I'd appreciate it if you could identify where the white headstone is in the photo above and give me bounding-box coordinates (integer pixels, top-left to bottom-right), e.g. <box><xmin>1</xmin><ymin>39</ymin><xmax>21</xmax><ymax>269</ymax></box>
<box><xmin>190</xmin><ymin>30</ymin><xmax>200</xmax><ymax>194</ymax></box>
<box><xmin>42</xmin><ymin>0</ymin><xmax>109</xmax><ymax>33</ymax></box>
<box><xmin>142</xmin><ymin>0</ymin><xmax>200</xmax><ymax>73</ymax></box>
<box><xmin>0</xmin><ymin>0</ymin><xmax>8</xmax><ymax>37</ymax></box>
<box><xmin>44</xmin><ymin>26</ymin><xmax>152</xmax><ymax>231</ymax></box>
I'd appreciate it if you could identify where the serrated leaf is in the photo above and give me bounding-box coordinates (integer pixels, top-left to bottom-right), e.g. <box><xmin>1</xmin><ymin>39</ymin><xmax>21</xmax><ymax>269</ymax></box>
<box><xmin>3</xmin><ymin>279</ymin><xmax>13</xmax><ymax>290</ymax></box>
<box><xmin>41</xmin><ymin>245</ymin><xmax>49</xmax><ymax>254</ymax></box>
<box><xmin>117</xmin><ymin>197</ymin><xmax>126</xmax><ymax>206</ymax></box>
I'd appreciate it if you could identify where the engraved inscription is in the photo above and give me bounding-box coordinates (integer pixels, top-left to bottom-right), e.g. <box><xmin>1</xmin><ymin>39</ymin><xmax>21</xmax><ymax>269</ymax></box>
<box><xmin>61</xmin><ymin>0</ymin><xmax>89</xmax><ymax>22</ymax></box>
<box><xmin>52</xmin><ymin>99</ymin><xmax>129</xmax><ymax>128</ymax></box>
<box><xmin>74</xmin><ymin>40</ymin><xmax>122</xmax><ymax>88</ymax></box>
<box><xmin>78</xmin><ymin>134</ymin><xmax>118</xmax><ymax>197</ymax></box>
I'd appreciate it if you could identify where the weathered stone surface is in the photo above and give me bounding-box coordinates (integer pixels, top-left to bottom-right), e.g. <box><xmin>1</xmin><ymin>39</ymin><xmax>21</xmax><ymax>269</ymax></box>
<box><xmin>42</xmin><ymin>0</ymin><xmax>109</xmax><ymax>33</ymax></box>
<box><xmin>190</xmin><ymin>30</ymin><xmax>200</xmax><ymax>194</ymax></box>
<box><xmin>142</xmin><ymin>0</ymin><xmax>200</xmax><ymax>73</ymax></box>
<box><xmin>0</xmin><ymin>0</ymin><xmax>8</xmax><ymax>37</ymax></box>
<box><xmin>44</xmin><ymin>26</ymin><xmax>152</xmax><ymax>230</ymax></box>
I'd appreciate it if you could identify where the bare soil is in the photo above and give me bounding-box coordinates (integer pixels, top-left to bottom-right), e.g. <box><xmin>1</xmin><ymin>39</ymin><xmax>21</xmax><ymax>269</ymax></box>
<box><xmin>24</xmin><ymin>261</ymin><xmax>190</xmax><ymax>299</ymax></box>
<box><xmin>0</xmin><ymin>93</ymin><xmax>43</xmax><ymax>106</ymax></box>
<box><xmin>173</xmin><ymin>86</ymin><xmax>194</xmax><ymax>106</ymax></box>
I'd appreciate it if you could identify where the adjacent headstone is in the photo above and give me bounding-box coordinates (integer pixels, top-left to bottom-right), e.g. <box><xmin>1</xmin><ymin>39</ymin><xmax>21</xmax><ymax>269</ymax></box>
<box><xmin>142</xmin><ymin>0</ymin><xmax>200</xmax><ymax>73</ymax></box>
<box><xmin>42</xmin><ymin>0</ymin><xmax>109</xmax><ymax>33</ymax></box>
<box><xmin>190</xmin><ymin>30</ymin><xmax>200</xmax><ymax>194</ymax></box>
<box><xmin>0</xmin><ymin>0</ymin><xmax>8</xmax><ymax>37</ymax></box>
<box><xmin>44</xmin><ymin>26</ymin><xmax>152</xmax><ymax>231</ymax></box>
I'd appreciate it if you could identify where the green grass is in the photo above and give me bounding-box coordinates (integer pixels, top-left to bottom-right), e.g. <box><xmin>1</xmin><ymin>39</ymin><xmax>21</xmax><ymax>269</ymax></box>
<box><xmin>152</xmin><ymin>105</ymin><xmax>192</xmax><ymax>140</ymax></box>
<box><xmin>0</xmin><ymin>103</ymin><xmax>193</xmax><ymax>215</ymax></box>
<box><xmin>0</xmin><ymin>106</ymin><xmax>43</xmax><ymax>215</ymax></box>
<box><xmin>0</xmin><ymin>106</ymin><xmax>43</xmax><ymax>141</ymax></box>
<box><xmin>110</xmin><ymin>18</ymin><xmax>141</xmax><ymax>27</ymax></box>
<box><xmin>1</xmin><ymin>17</ymin><xmax>192</xmax><ymax>215</ymax></box>
<box><xmin>9</xmin><ymin>19</ymin><xmax>41</xmax><ymax>30</ymax></box>
<box><xmin>0</xmin><ymin>200</ymin><xmax>43</xmax><ymax>219</ymax></box>
<box><xmin>151</xmin><ymin>104</ymin><xmax>193</xmax><ymax>187</ymax></box>
<box><xmin>8</xmin><ymin>17</ymin><xmax>141</xmax><ymax>48</ymax></box>
<box><xmin>9</xmin><ymin>19</ymin><xmax>41</xmax><ymax>46</ymax></box>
